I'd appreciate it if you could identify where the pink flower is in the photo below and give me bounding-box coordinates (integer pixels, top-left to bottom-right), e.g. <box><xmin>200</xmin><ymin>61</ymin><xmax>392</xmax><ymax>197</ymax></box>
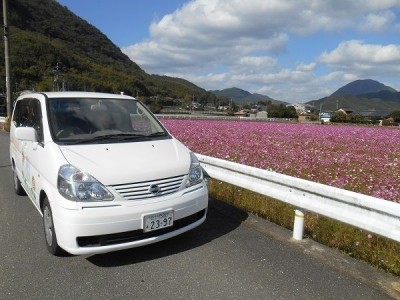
<box><xmin>162</xmin><ymin>118</ymin><xmax>400</xmax><ymax>203</ymax></box>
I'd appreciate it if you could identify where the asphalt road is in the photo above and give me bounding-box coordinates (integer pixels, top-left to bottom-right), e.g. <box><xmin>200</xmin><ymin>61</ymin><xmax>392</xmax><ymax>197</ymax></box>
<box><xmin>0</xmin><ymin>130</ymin><xmax>397</xmax><ymax>299</ymax></box>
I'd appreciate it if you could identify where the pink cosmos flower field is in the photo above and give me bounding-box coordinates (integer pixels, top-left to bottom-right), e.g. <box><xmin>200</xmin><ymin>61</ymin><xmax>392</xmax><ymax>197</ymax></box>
<box><xmin>161</xmin><ymin>119</ymin><xmax>400</xmax><ymax>203</ymax></box>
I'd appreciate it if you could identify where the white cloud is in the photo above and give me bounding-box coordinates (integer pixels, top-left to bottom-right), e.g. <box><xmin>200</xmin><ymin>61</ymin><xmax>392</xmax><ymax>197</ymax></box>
<box><xmin>296</xmin><ymin>63</ymin><xmax>316</xmax><ymax>72</ymax></box>
<box><xmin>122</xmin><ymin>0</ymin><xmax>400</xmax><ymax>102</ymax></box>
<box><xmin>358</xmin><ymin>10</ymin><xmax>397</xmax><ymax>32</ymax></box>
<box><xmin>231</xmin><ymin>56</ymin><xmax>277</xmax><ymax>75</ymax></box>
<box><xmin>318</xmin><ymin>40</ymin><xmax>400</xmax><ymax>73</ymax></box>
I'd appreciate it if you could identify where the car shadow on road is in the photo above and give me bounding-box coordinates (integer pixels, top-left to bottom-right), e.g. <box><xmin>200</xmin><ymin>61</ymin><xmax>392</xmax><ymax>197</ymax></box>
<box><xmin>87</xmin><ymin>197</ymin><xmax>248</xmax><ymax>267</ymax></box>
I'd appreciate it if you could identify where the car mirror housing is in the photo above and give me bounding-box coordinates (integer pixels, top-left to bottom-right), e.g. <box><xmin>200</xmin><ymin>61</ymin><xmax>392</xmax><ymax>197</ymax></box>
<box><xmin>15</xmin><ymin>127</ymin><xmax>38</xmax><ymax>143</ymax></box>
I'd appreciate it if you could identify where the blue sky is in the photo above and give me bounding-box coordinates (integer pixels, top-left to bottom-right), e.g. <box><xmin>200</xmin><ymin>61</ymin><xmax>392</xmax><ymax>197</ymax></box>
<box><xmin>58</xmin><ymin>0</ymin><xmax>400</xmax><ymax>103</ymax></box>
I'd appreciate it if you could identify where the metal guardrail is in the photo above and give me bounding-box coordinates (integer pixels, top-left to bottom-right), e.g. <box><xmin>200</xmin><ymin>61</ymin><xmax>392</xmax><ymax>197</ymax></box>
<box><xmin>197</xmin><ymin>153</ymin><xmax>400</xmax><ymax>242</ymax></box>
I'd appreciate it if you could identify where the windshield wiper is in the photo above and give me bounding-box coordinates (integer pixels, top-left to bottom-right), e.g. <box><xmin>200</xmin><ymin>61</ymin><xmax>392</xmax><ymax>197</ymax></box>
<box><xmin>148</xmin><ymin>132</ymin><xmax>167</xmax><ymax>137</ymax></box>
<box><xmin>63</xmin><ymin>132</ymin><xmax>169</xmax><ymax>145</ymax></box>
<box><xmin>67</xmin><ymin>133</ymin><xmax>150</xmax><ymax>144</ymax></box>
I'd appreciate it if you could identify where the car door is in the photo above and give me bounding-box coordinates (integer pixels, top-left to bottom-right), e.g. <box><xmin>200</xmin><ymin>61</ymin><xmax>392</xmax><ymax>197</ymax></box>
<box><xmin>11</xmin><ymin>99</ymin><xmax>30</xmax><ymax>192</ymax></box>
<box><xmin>17</xmin><ymin>98</ymin><xmax>45</xmax><ymax>207</ymax></box>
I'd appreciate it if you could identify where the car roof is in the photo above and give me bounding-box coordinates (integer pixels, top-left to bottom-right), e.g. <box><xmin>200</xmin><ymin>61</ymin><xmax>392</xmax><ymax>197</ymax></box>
<box><xmin>17</xmin><ymin>91</ymin><xmax>136</xmax><ymax>100</ymax></box>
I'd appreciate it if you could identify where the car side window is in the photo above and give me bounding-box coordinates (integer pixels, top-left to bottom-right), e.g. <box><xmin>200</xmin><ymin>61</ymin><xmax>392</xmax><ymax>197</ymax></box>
<box><xmin>13</xmin><ymin>98</ymin><xmax>44</xmax><ymax>144</ymax></box>
<box><xmin>12</xmin><ymin>100</ymin><xmax>27</xmax><ymax>127</ymax></box>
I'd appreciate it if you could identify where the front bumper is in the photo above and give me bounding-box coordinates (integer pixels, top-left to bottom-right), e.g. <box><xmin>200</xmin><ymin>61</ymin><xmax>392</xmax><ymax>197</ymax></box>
<box><xmin>51</xmin><ymin>184</ymin><xmax>208</xmax><ymax>255</ymax></box>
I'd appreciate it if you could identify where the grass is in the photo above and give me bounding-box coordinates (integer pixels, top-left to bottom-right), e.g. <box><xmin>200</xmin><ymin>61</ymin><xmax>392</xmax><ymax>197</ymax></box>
<box><xmin>208</xmin><ymin>179</ymin><xmax>400</xmax><ymax>276</ymax></box>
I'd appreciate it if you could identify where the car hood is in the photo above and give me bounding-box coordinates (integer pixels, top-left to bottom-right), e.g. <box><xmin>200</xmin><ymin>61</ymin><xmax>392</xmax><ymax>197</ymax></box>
<box><xmin>59</xmin><ymin>138</ymin><xmax>191</xmax><ymax>185</ymax></box>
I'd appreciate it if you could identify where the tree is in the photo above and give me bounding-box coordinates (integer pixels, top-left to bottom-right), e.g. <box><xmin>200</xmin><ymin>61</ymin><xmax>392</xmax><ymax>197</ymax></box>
<box><xmin>389</xmin><ymin>110</ymin><xmax>400</xmax><ymax>122</ymax></box>
<box><xmin>0</xmin><ymin>0</ymin><xmax>208</xmax><ymax>102</ymax></box>
<box><xmin>331</xmin><ymin>111</ymin><xmax>348</xmax><ymax>123</ymax></box>
<box><xmin>267</xmin><ymin>104</ymin><xmax>297</xmax><ymax>118</ymax></box>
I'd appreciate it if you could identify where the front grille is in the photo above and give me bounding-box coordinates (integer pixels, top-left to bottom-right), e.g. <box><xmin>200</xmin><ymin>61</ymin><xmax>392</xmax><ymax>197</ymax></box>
<box><xmin>77</xmin><ymin>209</ymin><xmax>206</xmax><ymax>247</ymax></box>
<box><xmin>111</xmin><ymin>175</ymin><xmax>185</xmax><ymax>200</ymax></box>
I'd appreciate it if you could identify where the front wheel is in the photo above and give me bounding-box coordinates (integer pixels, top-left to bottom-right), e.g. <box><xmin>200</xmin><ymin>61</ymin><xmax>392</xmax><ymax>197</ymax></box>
<box><xmin>13</xmin><ymin>167</ymin><xmax>26</xmax><ymax>196</ymax></box>
<box><xmin>42</xmin><ymin>197</ymin><xmax>63</xmax><ymax>256</ymax></box>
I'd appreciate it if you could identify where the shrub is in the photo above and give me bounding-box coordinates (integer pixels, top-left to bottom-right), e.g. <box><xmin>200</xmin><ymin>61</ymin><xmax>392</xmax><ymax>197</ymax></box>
<box><xmin>3</xmin><ymin>117</ymin><xmax>11</xmax><ymax>132</ymax></box>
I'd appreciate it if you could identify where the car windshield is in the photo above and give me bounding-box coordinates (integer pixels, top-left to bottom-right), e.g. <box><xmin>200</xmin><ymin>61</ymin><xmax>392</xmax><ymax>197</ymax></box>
<box><xmin>47</xmin><ymin>97</ymin><xmax>169</xmax><ymax>144</ymax></box>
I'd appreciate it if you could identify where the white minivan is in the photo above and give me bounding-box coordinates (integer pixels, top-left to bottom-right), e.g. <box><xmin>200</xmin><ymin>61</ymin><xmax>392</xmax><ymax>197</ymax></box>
<box><xmin>9</xmin><ymin>92</ymin><xmax>208</xmax><ymax>256</ymax></box>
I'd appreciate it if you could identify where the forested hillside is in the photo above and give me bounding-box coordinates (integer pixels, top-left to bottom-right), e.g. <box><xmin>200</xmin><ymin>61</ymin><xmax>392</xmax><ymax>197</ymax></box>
<box><xmin>211</xmin><ymin>87</ymin><xmax>285</xmax><ymax>105</ymax></box>
<box><xmin>307</xmin><ymin>79</ymin><xmax>400</xmax><ymax>111</ymax></box>
<box><xmin>331</xmin><ymin>79</ymin><xmax>397</xmax><ymax>96</ymax></box>
<box><xmin>0</xmin><ymin>0</ymin><xmax>221</xmax><ymax>104</ymax></box>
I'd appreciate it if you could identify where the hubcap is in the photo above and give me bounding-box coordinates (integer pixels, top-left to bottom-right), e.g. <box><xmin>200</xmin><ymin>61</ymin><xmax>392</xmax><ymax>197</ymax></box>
<box><xmin>43</xmin><ymin>206</ymin><xmax>53</xmax><ymax>246</ymax></box>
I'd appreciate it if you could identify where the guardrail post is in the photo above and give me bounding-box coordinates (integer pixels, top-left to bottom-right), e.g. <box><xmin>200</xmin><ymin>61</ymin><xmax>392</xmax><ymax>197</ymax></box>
<box><xmin>293</xmin><ymin>209</ymin><xmax>304</xmax><ymax>240</ymax></box>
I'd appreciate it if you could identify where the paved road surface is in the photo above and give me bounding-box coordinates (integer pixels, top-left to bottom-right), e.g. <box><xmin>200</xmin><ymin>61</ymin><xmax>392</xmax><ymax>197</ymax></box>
<box><xmin>0</xmin><ymin>130</ymin><xmax>397</xmax><ymax>299</ymax></box>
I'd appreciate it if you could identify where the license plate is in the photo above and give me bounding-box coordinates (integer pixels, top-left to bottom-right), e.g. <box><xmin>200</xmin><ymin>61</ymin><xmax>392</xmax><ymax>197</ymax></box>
<box><xmin>143</xmin><ymin>210</ymin><xmax>174</xmax><ymax>232</ymax></box>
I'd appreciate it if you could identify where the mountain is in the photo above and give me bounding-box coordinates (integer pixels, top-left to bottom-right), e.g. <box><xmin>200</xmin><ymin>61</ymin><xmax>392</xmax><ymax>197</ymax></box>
<box><xmin>211</xmin><ymin>87</ymin><xmax>285</xmax><ymax>105</ymax></box>
<box><xmin>0</xmin><ymin>0</ymin><xmax>217</xmax><ymax>102</ymax></box>
<box><xmin>212</xmin><ymin>87</ymin><xmax>251</xmax><ymax>99</ymax></box>
<box><xmin>306</xmin><ymin>80</ymin><xmax>400</xmax><ymax>112</ymax></box>
<box><xmin>359</xmin><ymin>90</ymin><xmax>400</xmax><ymax>102</ymax></box>
<box><xmin>331</xmin><ymin>79</ymin><xmax>397</xmax><ymax>97</ymax></box>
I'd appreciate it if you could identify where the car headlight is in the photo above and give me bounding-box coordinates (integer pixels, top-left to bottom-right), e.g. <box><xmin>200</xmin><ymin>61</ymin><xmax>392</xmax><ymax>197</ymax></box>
<box><xmin>186</xmin><ymin>153</ymin><xmax>203</xmax><ymax>187</ymax></box>
<box><xmin>58</xmin><ymin>165</ymin><xmax>114</xmax><ymax>201</ymax></box>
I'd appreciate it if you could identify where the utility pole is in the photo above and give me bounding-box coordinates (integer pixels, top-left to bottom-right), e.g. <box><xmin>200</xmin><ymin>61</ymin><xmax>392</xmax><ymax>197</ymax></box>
<box><xmin>191</xmin><ymin>95</ymin><xmax>194</xmax><ymax>114</ymax></box>
<box><xmin>53</xmin><ymin>62</ymin><xmax>61</xmax><ymax>91</ymax></box>
<box><xmin>319</xmin><ymin>103</ymin><xmax>323</xmax><ymax>121</ymax></box>
<box><xmin>3</xmin><ymin>0</ymin><xmax>12</xmax><ymax>118</ymax></box>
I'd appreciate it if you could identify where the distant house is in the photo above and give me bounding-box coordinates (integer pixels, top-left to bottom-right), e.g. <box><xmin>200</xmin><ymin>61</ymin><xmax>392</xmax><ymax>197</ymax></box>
<box><xmin>336</xmin><ymin>108</ymin><xmax>354</xmax><ymax>115</ymax></box>
<box><xmin>234</xmin><ymin>110</ymin><xmax>249</xmax><ymax>117</ymax></box>
<box><xmin>352</xmin><ymin>110</ymin><xmax>392</xmax><ymax>119</ymax></box>
<box><xmin>256</xmin><ymin>111</ymin><xmax>268</xmax><ymax>119</ymax></box>
<box><xmin>320</xmin><ymin>113</ymin><xmax>331</xmax><ymax>124</ymax></box>
<box><xmin>335</xmin><ymin>108</ymin><xmax>393</xmax><ymax>124</ymax></box>
<box><xmin>298</xmin><ymin>113</ymin><xmax>312</xmax><ymax>123</ymax></box>
<box><xmin>336</xmin><ymin>108</ymin><xmax>392</xmax><ymax>119</ymax></box>
<box><xmin>204</xmin><ymin>103</ymin><xmax>217</xmax><ymax>111</ymax></box>
<box><xmin>288</xmin><ymin>104</ymin><xmax>307</xmax><ymax>115</ymax></box>
<box><xmin>250</xmin><ymin>105</ymin><xmax>259</xmax><ymax>113</ymax></box>
<box><xmin>249</xmin><ymin>111</ymin><xmax>268</xmax><ymax>119</ymax></box>
<box><xmin>287</xmin><ymin>103</ymin><xmax>315</xmax><ymax>115</ymax></box>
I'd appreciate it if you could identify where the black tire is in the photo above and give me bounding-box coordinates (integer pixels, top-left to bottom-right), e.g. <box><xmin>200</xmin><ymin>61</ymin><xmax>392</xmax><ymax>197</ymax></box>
<box><xmin>13</xmin><ymin>167</ymin><xmax>26</xmax><ymax>196</ymax></box>
<box><xmin>42</xmin><ymin>197</ymin><xmax>64</xmax><ymax>256</ymax></box>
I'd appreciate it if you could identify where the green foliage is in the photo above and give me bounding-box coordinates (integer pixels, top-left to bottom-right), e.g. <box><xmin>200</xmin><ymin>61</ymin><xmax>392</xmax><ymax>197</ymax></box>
<box><xmin>212</xmin><ymin>87</ymin><xmax>277</xmax><ymax>105</ymax></box>
<box><xmin>0</xmin><ymin>0</ymin><xmax>206</xmax><ymax>101</ymax></box>
<box><xmin>309</xmin><ymin>94</ymin><xmax>400</xmax><ymax>112</ymax></box>
<box><xmin>257</xmin><ymin>100</ymin><xmax>272</xmax><ymax>106</ymax></box>
<box><xmin>331</xmin><ymin>111</ymin><xmax>349</xmax><ymax>123</ymax></box>
<box><xmin>389</xmin><ymin>110</ymin><xmax>400</xmax><ymax>122</ymax></box>
<box><xmin>3</xmin><ymin>117</ymin><xmax>11</xmax><ymax>132</ymax></box>
<box><xmin>331</xmin><ymin>111</ymin><xmax>383</xmax><ymax>125</ymax></box>
<box><xmin>267</xmin><ymin>104</ymin><xmax>298</xmax><ymax>118</ymax></box>
<box><xmin>349</xmin><ymin>113</ymin><xmax>364</xmax><ymax>124</ymax></box>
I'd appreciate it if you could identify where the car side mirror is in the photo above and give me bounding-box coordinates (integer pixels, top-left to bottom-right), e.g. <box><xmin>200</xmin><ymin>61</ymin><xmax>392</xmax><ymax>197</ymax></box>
<box><xmin>15</xmin><ymin>127</ymin><xmax>38</xmax><ymax>143</ymax></box>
